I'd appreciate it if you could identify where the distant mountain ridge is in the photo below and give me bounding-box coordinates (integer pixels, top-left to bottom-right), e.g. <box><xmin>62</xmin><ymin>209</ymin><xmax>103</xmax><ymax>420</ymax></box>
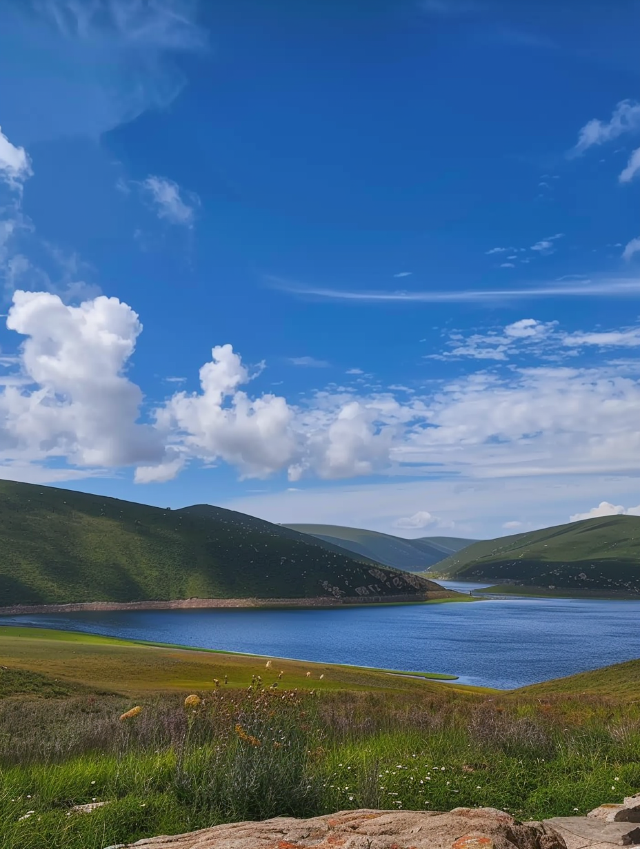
<box><xmin>283</xmin><ymin>524</ymin><xmax>475</xmax><ymax>572</ymax></box>
<box><xmin>429</xmin><ymin>515</ymin><xmax>640</xmax><ymax>595</ymax></box>
<box><xmin>0</xmin><ymin>480</ymin><xmax>451</xmax><ymax>607</ymax></box>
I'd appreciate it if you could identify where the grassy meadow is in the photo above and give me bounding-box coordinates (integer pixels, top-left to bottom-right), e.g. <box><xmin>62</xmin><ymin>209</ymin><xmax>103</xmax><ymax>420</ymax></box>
<box><xmin>1</xmin><ymin>626</ymin><xmax>640</xmax><ymax>849</ymax></box>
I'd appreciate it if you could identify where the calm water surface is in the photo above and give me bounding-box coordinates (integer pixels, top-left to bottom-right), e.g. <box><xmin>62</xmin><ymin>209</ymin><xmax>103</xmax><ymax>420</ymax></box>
<box><xmin>5</xmin><ymin>588</ymin><xmax>640</xmax><ymax>689</ymax></box>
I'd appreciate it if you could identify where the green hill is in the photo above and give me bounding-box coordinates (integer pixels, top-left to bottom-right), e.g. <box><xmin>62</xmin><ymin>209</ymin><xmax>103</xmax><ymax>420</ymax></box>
<box><xmin>0</xmin><ymin>480</ymin><xmax>450</xmax><ymax>607</ymax></box>
<box><xmin>515</xmin><ymin>657</ymin><xmax>640</xmax><ymax>700</ymax></box>
<box><xmin>429</xmin><ymin>515</ymin><xmax>640</xmax><ymax>595</ymax></box>
<box><xmin>283</xmin><ymin>523</ymin><xmax>476</xmax><ymax>571</ymax></box>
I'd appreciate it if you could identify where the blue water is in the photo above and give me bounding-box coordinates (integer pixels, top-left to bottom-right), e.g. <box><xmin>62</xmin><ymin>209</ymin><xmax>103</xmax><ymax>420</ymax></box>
<box><xmin>4</xmin><ymin>590</ymin><xmax>640</xmax><ymax>689</ymax></box>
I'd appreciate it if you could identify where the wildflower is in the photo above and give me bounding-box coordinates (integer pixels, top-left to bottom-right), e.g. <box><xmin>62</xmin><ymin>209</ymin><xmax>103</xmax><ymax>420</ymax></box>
<box><xmin>265</xmin><ymin>660</ymin><xmax>272</xmax><ymax>669</ymax></box>
<box><xmin>184</xmin><ymin>694</ymin><xmax>202</xmax><ymax>708</ymax></box>
<box><xmin>213</xmin><ymin>679</ymin><xmax>220</xmax><ymax>687</ymax></box>
<box><xmin>18</xmin><ymin>811</ymin><xmax>35</xmax><ymax>821</ymax></box>
<box><xmin>319</xmin><ymin>674</ymin><xmax>324</xmax><ymax>680</ymax></box>
<box><xmin>235</xmin><ymin>723</ymin><xmax>261</xmax><ymax>746</ymax></box>
<box><xmin>306</xmin><ymin>671</ymin><xmax>311</xmax><ymax>678</ymax></box>
<box><xmin>119</xmin><ymin>706</ymin><xmax>142</xmax><ymax>721</ymax></box>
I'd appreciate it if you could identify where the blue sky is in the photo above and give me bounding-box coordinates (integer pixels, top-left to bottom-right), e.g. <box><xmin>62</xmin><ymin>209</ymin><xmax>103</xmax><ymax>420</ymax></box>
<box><xmin>1</xmin><ymin>0</ymin><xmax>640</xmax><ymax>539</ymax></box>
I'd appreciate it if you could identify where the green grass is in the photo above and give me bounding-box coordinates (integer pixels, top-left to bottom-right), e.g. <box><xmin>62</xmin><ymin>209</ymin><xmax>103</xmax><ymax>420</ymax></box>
<box><xmin>0</xmin><ymin>626</ymin><xmax>639</xmax><ymax>848</ymax></box>
<box><xmin>0</xmin><ymin>479</ymin><xmax>450</xmax><ymax>607</ymax></box>
<box><xmin>0</xmin><ymin>626</ymin><xmax>479</xmax><ymax>695</ymax></box>
<box><xmin>284</xmin><ymin>523</ymin><xmax>476</xmax><ymax>572</ymax></box>
<box><xmin>428</xmin><ymin>515</ymin><xmax>640</xmax><ymax>596</ymax></box>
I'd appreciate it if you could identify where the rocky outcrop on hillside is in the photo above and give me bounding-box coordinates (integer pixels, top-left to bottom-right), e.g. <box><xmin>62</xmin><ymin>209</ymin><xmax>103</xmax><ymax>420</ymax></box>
<box><xmin>114</xmin><ymin>795</ymin><xmax>640</xmax><ymax>848</ymax></box>
<box><xmin>117</xmin><ymin>807</ymin><xmax>567</xmax><ymax>849</ymax></box>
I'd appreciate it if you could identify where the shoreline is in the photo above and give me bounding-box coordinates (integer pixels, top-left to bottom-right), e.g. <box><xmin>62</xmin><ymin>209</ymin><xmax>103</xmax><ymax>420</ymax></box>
<box><xmin>0</xmin><ymin>590</ymin><xmax>463</xmax><ymax>617</ymax></box>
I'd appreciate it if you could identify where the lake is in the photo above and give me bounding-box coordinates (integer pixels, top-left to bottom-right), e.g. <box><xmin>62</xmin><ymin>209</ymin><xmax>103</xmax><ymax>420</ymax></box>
<box><xmin>5</xmin><ymin>587</ymin><xmax>640</xmax><ymax>689</ymax></box>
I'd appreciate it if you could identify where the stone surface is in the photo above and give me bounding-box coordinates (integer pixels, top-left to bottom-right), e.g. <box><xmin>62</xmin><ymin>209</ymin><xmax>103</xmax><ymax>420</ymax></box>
<box><xmin>545</xmin><ymin>817</ymin><xmax>640</xmax><ymax>846</ymax></box>
<box><xmin>122</xmin><ymin>808</ymin><xmax>567</xmax><ymax>849</ymax></box>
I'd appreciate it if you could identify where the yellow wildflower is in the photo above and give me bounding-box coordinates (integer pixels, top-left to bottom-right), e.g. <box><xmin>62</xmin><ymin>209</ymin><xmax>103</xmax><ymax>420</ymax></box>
<box><xmin>184</xmin><ymin>694</ymin><xmax>202</xmax><ymax>708</ymax></box>
<box><xmin>235</xmin><ymin>723</ymin><xmax>261</xmax><ymax>746</ymax></box>
<box><xmin>119</xmin><ymin>706</ymin><xmax>142</xmax><ymax>721</ymax></box>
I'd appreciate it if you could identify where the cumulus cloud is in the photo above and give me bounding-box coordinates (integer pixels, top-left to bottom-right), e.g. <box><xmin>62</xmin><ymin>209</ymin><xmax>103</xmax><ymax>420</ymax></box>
<box><xmin>622</xmin><ymin>237</ymin><xmax>640</xmax><ymax>261</ymax></box>
<box><xmin>503</xmin><ymin>521</ymin><xmax>523</xmax><ymax>529</ymax></box>
<box><xmin>486</xmin><ymin>246</ymin><xmax>511</xmax><ymax>254</ymax></box>
<box><xmin>394</xmin><ymin>511</ymin><xmax>452</xmax><ymax>530</ymax></box>
<box><xmin>0</xmin><ymin>126</ymin><xmax>32</xmax><ymax>190</ymax></box>
<box><xmin>619</xmin><ymin>147</ymin><xmax>640</xmax><ymax>183</ymax></box>
<box><xmin>139</xmin><ymin>175</ymin><xmax>200</xmax><ymax>226</ymax></box>
<box><xmin>570</xmin><ymin>100</ymin><xmax>640</xmax><ymax>157</ymax></box>
<box><xmin>5</xmin><ymin>296</ymin><xmax>640</xmax><ymax>496</ymax></box>
<box><xmin>570</xmin><ymin>501</ymin><xmax>640</xmax><ymax>522</ymax></box>
<box><xmin>1</xmin><ymin>290</ymin><xmax>164</xmax><ymax>470</ymax></box>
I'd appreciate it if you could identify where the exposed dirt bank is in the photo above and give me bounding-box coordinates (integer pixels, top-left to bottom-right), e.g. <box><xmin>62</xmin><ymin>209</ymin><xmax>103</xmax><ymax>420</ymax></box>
<box><xmin>0</xmin><ymin>591</ymin><xmax>458</xmax><ymax>616</ymax></box>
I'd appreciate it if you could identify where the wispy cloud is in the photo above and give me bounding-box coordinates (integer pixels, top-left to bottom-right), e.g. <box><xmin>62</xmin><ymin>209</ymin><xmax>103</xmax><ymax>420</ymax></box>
<box><xmin>570</xmin><ymin>99</ymin><xmax>640</xmax><ymax>157</ymax></box>
<box><xmin>289</xmin><ymin>356</ymin><xmax>330</xmax><ymax>368</ymax></box>
<box><xmin>0</xmin><ymin>0</ymin><xmax>208</xmax><ymax>142</ymax></box>
<box><xmin>393</xmin><ymin>271</ymin><xmax>413</xmax><ymax>278</ymax></box>
<box><xmin>138</xmin><ymin>175</ymin><xmax>200</xmax><ymax>227</ymax></box>
<box><xmin>530</xmin><ymin>233</ymin><xmax>564</xmax><ymax>253</ymax></box>
<box><xmin>271</xmin><ymin>275</ymin><xmax>640</xmax><ymax>304</ymax></box>
<box><xmin>619</xmin><ymin>147</ymin><xmax>640</xmax><ymax>183</ymax></box>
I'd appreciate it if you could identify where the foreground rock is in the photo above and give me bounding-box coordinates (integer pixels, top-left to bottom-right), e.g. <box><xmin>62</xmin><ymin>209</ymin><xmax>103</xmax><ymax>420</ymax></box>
<box><xmin>119</xmin><ymin>807</ymin><xmax>567</xmax><ymax>849</ymax></box>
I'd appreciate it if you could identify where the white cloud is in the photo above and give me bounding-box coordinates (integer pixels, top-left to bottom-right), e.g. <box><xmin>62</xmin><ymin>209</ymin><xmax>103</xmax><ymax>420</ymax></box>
<box><xmin>346</xmin><ymin>368</ymin><xmax>364</xmax><ymax>375</ymax></box>
<box><xmin>619</xmin><ymin>147</ymin><xmax>640</xmax><ymax>183</ymax></box>
<box><xmin>433</xmin><ymin>318</ymin><xmax>555</xmax><ymax>361</ymax></box>
<box><xmin>499</xmin><ymin>262</ymin><xmax>515</xmax><ymax>268</ymax></box>
<box><xmin>563</xmin><ymin>328</ymin><xmax>640</xmax><ymax>348</ymax></box>
<box><xmin>393</xmin><ymin>510</ymin><xmax>452</xmax><ymax>530</ymax></box>
<box><xmin>393</xmin><ymin>271</ymin><xmax>412</xmax><ymax>278</ymax></box>
<box><xmin>504</xmin><ymin>318</ymin><xmax>550</xmax><ymax>339</ymax></box>
<box><xmin>503</xmin><ymin>521</ymin><xmax>523</xmax><ymax>529</ymax></box>
<box><xmin>622</xmin><ymin>237</ymin><xmax>640</xmax><ymax>261</ymax></box>
<box><xmin>1</xmin><ymin>290</ymin><xmax>164</xmax><ymax>470</ymax></box>
<box><xmin>5</xmin><ymin>296</ymin><xmax>640</xmax><ymax>516</ymax></box>
<box><xmin>289</xmin><ymin>356</ymin><xmax>330</xmax><ymax>368</ymax></box>
<box><xmin>486</xmin><ymin>246</ymin><xmax>511</xmax><ymax>254</ymax></box>
<box><xmin>530</xmin><ymin>233</ymin><xmax>563</xmax><ymax>253</ymax></box>
<box><xmin>153</xmin><ymin>344</ymin><xmax>299</xmax><ymax>480</ymax></box>
<box><xmin>0</xmin><ymin>0</ymin><xmax>207</xmax><ymax>143</ymax></box>
<box><xmin>0</xmin><ymin>126</ymin><xmax>32</xmax><ymax>190</ymax></box>
<box><xmin>273</xmin><ymin>274</ymin><xmax>640</xmax><ymax>303</ymax></box>
<box><xmin>139</xmin><ymin>175</ymin><xmax>199</xmax><ymax>227</ymax></box>
<box><xmin>570</xmin><ymin>501</ymin><xmax>640</xmax><ymax>522</ymax></box>
<box><xmin>571</xmin><ymin>100</ymin><xmax>640</xmax><ymax>156</ymax></box>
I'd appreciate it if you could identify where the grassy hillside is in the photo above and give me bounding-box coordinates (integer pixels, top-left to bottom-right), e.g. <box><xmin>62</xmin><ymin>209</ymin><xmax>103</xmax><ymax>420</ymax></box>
<box><xmin>0</xmin><ymin>480</ymin><xmax>449</xmax><ymax>607</ymax></box>
<box><xmin>429</xmin><ymin>515</ymin><xmax>640</xmax><ymax>595</ymax></box>
<box><xmin>284</xmin><ymin>523</ymin><xmax>475</xmax><ymax>571</ymax></box>
<box><xmin>515</xmin><ymin>657</ymin><xmax>640</xmax><ymax>700</ymax></box>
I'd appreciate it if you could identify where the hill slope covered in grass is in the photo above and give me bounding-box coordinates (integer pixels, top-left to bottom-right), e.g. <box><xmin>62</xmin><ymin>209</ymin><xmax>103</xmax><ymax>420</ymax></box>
<box><xmin>429</xmin><ymin>515</ymin><xmax>640</xmax><ymax>595</ymax></box>
<box><xmin>0</xmin><ymin>480</ymin><xmax>448</xmax><ymax>607</ymax></box>
<box><xmin>284</xmin><ymin>523</ymin><xmax>475</xmax><ymax>571</ymax></box>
